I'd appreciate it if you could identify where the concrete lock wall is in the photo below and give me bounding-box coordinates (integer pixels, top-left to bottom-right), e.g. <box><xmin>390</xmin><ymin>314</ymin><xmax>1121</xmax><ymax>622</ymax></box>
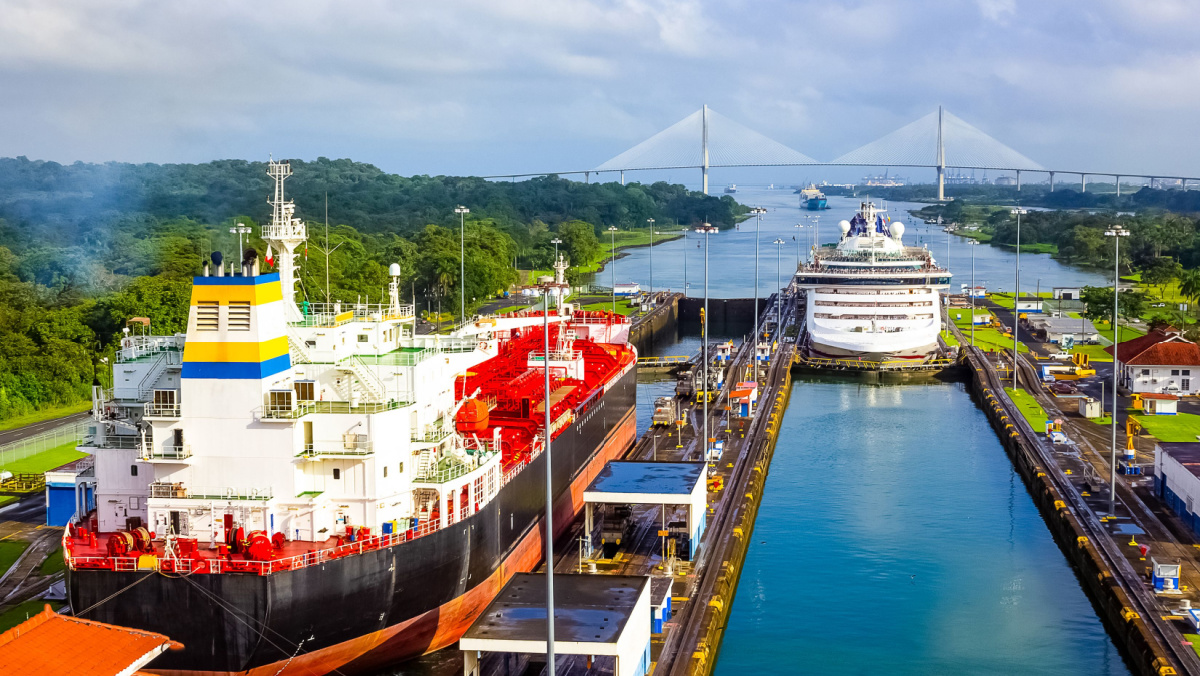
<box><xmin>965</xmin><ymin>350</ymin><xmax>1176</xmax><ymax>676</ymax></box>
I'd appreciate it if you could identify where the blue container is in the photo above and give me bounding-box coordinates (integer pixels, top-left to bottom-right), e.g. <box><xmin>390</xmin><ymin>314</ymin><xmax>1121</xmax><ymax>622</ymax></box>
<box><xmin>382</xmin><ymin>521</ymin><xmax>393</xmax><ymax>535</ymax></box>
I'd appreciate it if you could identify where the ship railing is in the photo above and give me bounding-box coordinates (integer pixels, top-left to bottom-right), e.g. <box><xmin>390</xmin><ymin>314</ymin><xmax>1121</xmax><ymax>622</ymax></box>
<box><xmin>115</xmin><ymin>335</ymin><xmax>184</xmax><ymax>364</ymax></box>
<box><xmin>258</xmin><ymin>399</ymin><xmax>410</xmax><ymax>419</ymax></box>
<box><xmin>149</xmin><ymin>482</ymin><xmax>273</xmax><ymax>501</ymax></box>
<box><xmin>297</xmin><ymin>441</ymin><xmax>374</xmax><ymax>458</ymax></box>
<box><xmin>528</xmin><ymin>349</ymin><xmax>583</xmax><ymax>362</ymax></box>
<box><xmin>145</xmin><ymin>402</ymin><xmax>182</xmax><ymax>418</ymax></box>
<box><xmin>141</xmin><ymin>444</ymin><xmax>192</xmax><ymax>461</ymax></box>
<box><xmin>411</xmin><ymin>420</ymin><xmax>454</xmax><ymax>444</ymax></box>
<box><xmin>66</xmin><ymin>530</ymin><xmax>447</xmax><ymax>576</ymax></box>
<box><xmin>97</xmin><ymin>435</ymin><xmax>150</xmax><ymax>452</ymax></box>
<box><xmin>412</xmin><ymin>457</ymin><xmax>473</xmax><ymax>484</ymax></box>
<box><xmin>293</xmin><ymin>302</ymin><xmax>415</xmax><ymax>327</ymax></box>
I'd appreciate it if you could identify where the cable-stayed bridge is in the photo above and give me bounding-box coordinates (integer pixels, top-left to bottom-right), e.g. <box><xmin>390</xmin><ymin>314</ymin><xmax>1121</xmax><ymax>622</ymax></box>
<box><xmin>484</xmin><ymin>106</ymin><xmax>1199</xmax><ymax>199</ymax></box>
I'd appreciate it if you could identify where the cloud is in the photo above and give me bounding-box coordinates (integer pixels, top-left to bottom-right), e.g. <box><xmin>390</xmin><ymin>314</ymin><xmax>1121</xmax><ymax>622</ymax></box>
<box><xmin>0</xmin><ymin>0</ymin><xmax>1194</xmax><ymax>178</ymax></box>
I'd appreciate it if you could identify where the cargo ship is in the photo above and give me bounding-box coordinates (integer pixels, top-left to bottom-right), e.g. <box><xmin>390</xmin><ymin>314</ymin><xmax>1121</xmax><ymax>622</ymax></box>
<box><xmin>60</xmin><ymin>161</ymin><xmax>637</xmax><ymax>675</ymax></box>
<box><xmin>794</xmin><ymin>201</ymin><xmax>951</xmax><ymax>361</ymax></box>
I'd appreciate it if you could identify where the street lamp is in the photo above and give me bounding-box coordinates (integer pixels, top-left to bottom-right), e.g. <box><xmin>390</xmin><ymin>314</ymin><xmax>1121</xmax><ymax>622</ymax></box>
<box><xmin>647</xmin><ymin>218</ymin><xmax>655</xmax><ymax>301</ymax></box>
<box><xmin>750</xmin><ymin>207</ymin><xmax>767</xmax><ymax>371</ymax></box>
<box><xmin>455</xmin><ymin>206</ymin><xmax>470</xmax><ymax>326</ymax></box>
<box><xmin>550</xmin><ymin>237</ymin><xmax>562</xmax><ymax>311</ymax></box>
<box><xmin>794</xmin><ymin>224</ymin><xmax>805</xmax><ymax>267</ymax></box>
<box><xmin>681</xmin><ymin>227</ymin><xmax>690</xmax><ymax>296</ymax></box>
<box><xmin>969</xmin><ymin>240</ymin><xmax>978</xmax><ymax>347</ymax></box>
<box><xmin>230</xmin><ymin>222</ymin><xmax>251</xmax><ymax>268</ymax></box>
<box><xmin>808</xmin><ymin>214</ymin><xmax>820</xmax><ymax>251</ymax></box>
<box><xmin>773</xmin><ymin>238</ymin><xmax>785</xmax><ymax>331</ymax></box>
<box><xmin>537</xmin><ymin>282</ymin><xmax>557</xmax><ymax>676</ymax></box>
<box><xmin>1010</xmin><ymin>208</ymin><xmax>1027</xmax><ymax>390</ymax></box>
<box><xmin>1105</xmin><ymin>225</ymin><xmax>1130</xmax><ymax>515</ymax></box>
<box><xmin>703</xmin><ymin>223</ymin><xmax>711</xmax><ymax>464</ymax></box>
<box><xmin>608</xmin><ymin>226</ymin><xmax>618</xmax><ymax>315</ymax></box>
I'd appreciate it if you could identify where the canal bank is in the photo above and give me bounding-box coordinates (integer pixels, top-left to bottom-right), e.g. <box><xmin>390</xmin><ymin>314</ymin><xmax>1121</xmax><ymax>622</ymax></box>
<box><xmin>714</xmin><ymin>374</ymin><xmax>1129</xmax><ymax>676</ymax></box>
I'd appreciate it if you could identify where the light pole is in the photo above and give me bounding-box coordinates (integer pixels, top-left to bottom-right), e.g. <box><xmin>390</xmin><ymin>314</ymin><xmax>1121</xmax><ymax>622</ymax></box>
<box><xmin>1105</xmin><ymin>225</ymin><xmax>1130</xmax><ymax>515</ymax></box>
<box><xmin>703</xmin><ymin>223</ymin><xmax>710</xmax><ymax>465</ymax></box>
<box><xmin>608</xmin><ymin>226</ymin><xmax>618</xmax><ymax>316</ymax></box>
<box><xmin>539</xmin><ymin>284</ymin><xmax>556</xmax><ymax>676</ymax></box>
<box><xmin>794</xmin><ymin>224</ymin><xmax>804</xmax><ymax>267</ymax></box>
<box><xmin>230</xmin><ymin>223</ymin><xmax>251</xmax><ymax>269</ymax></box>
<box><xmin>750</xmin><ymin>207</ymin><xmax>767</xmax><ymax>362</ymax></box>
<box><xmin>647</xmin><ymin>218</ymin><xmax>655</xmax><ymax>301</ymax></box>
<box><xmin>773</xmin><ymin>238</ymin><xmax>785</xmax><ymax>331</ymax></box>
<box><xmin>809</xmin><ymin>215</ymin><xmax>820</xmax><ymax>251</ymax></box>
<box><xmin>969</xmin><ymin>240</ymin><xmax>978</xmax><ymax>347</ymax></box>
<box><xmin>550</xmin><ymin>237</ymin><xmax>562</xmax><ymax>311</ymax></box>
<box><xmin>455</xmin><ymin>206</ymin><xmax>469</xmax><ymax>325</ymax></box>
<box><xmin>681</xmin><ymin>227</ymin><xmax>689</xmax><ymax>296</ymax></box>
<box><xmin>1011</xmin><ymin>208</ymin><xmax>1027</xmax><ymax>390</ymax></box>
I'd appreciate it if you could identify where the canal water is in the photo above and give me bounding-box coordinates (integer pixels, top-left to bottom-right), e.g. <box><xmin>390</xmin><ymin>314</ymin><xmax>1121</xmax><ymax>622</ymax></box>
<box><xmin>708</xmin><ymin>377</ymin><xmax>1130</xmax><ymax>675</ymax></box>
<box><xmin>600</xmin><ymin>188</ymin><xmax>1107</xmax><ymax>298</ymax></box>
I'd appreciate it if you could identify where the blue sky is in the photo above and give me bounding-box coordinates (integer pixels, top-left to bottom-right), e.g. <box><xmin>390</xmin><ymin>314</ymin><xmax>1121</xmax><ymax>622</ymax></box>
<box><xmin>0</xmin><ymin>0</ymin><xmax>1195</xmax><ymax>184</ymax></box>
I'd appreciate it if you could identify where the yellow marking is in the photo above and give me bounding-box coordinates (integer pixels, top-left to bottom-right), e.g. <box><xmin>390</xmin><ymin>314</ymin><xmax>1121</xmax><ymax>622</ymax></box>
<box><xmin>1161</xmin><ymin>615</ymin><xmax>1185</xmax><ymax>621</ymax></box>
<box><xmin>190</xmin><ymin>283</ymin><xmax>283</xmax><ymax>306</ymax></box>
<box><xmin>183</xmin><ymin>336</ymin><xmax>288</xmax><ymax>363</ymax></box>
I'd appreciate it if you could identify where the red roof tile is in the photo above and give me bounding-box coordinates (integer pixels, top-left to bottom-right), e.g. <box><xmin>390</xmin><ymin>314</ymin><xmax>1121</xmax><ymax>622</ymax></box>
<box><xmin>1140</xmin><ymin>393</ymin><xmax>1179</xmax><ymax>400</ymax></box>
<box><xmin>0</xmin><ymin>605</ymin><xmax>181</xmax><ymax>676</ymax></box>
<box><xmin>1103</xmin><ymin>329</ymin><xmax>1170</xmax><ymax>361</ymax></box>
<box><xmin>1125</xmin><ymin>341</ymin><xmax>1200</xmax><ymax>366</ymax></box>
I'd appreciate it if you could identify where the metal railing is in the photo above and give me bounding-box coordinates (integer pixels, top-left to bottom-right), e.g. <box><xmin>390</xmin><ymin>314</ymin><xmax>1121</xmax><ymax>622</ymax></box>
<box><xmin>0</xmin><ymin>419</ymin><xmax>89</xmax><ymax>469</ymax></box>
<box><xmin>116</xmin><ymin>335</ymin><xmax>184</xmax><ymax>364</ymax></box>
<box><xmin>145</xmin><ymin>402</ymin><xmax>181</xmax><ymax>418</ymax></box>
<box><xmin>149</xmin><ymin>483</ymin><xmax>272</xmax><ymax>501</ymax></box>
<box><xmin>143</xmin><ymin>445</ymin><xmax>191</xmax><ymax>461</ymax></box>
<box><xmin>94</xmin><ymin>435</ymin><xmax>150</xmax><ymax>451</ymax></box>
<box><xmin>260</xmin><ymin>399</ymin><xmax>409</xmax><ymax>419</ymax></box>
<box><xmin>413</xmin><ymin>457</ymin><xmax>473</xmax><ymax>484</ymax></box>
<box><xmin>411</xmin><ymin>421</ymin><xmax>453</xmax><ymax>444</ymax></box>
<box><xmin>297</xmin><ymin>441</ymin><xmax>374</xmax><ymax>458</ymax></box>
<box><xmin>291</xmin><ymin>302</ymin><xmax>414</xmax><ymax>327</ymax></box>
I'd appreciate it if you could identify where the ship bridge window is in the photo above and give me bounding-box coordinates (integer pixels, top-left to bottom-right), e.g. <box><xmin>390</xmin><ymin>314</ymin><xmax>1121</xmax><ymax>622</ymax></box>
<box><xmin>196</xmin><ymin>301</ymin><xmax>219</xmax><ymax>331</ymax></box>
<box><xmin>358</xmin><ymin>334</ymin><xmax>369</xmax><ymax>343</ymax></box>
<box><xmin>294</xmin><ymin>380</ymin><xmax>315</xmax><ymax>402</ymax></box>
<box><xmin>228</xmin><ymin>302</ymin><xmax>251</xmax><ymax>331</ymax></box>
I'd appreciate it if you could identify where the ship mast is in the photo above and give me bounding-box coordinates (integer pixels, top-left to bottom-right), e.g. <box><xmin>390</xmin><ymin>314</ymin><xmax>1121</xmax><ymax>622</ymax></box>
<box><xmin>262</xmin><ymin>160</ymin><xmax>307</xmax><ymax>321</ymax></box>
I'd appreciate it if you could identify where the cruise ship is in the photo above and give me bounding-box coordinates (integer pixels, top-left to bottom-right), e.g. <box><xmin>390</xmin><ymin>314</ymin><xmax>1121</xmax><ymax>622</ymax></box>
<box><xmin>59</xmin><ymin>161</ymin><xmax>637</xmax><ymax>675</ymax></box>
<box><xmin>794</xmin><ymin>202</ymin><xmax>951</xmax><ymax>361</ymax></box>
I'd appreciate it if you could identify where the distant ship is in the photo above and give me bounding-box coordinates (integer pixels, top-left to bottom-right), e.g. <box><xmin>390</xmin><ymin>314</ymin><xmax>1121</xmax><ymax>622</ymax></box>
<box><xmin>694</xmin><ymin>223</ymin><xmax>719</xmax><ymax>234</ymax></box>
<box><xmin>797</xmin><ymin>184</ymin><xmax>829</xmax><ymax>210</ymax></box>
<box><xmin>724</xmin><ymin>184</ymin><xmax>737</xmax><ymax>194</ymax></box>
<box><xmin>795</xmin><ymin>201</ymin><xmax>951</xmax><ymax>361</ymax></box>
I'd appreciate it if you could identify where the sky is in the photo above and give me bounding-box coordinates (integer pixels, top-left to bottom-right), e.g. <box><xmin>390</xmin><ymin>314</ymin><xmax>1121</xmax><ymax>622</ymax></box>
<box><xmin>1</xmin><ymin>0</ymin><xmax>1197</xmax><ymax>186</ymax></box>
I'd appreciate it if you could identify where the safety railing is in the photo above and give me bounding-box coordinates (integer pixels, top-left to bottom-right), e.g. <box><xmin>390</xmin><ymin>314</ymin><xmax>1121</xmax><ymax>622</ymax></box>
<box><xmin>149</xmin><ymin>482</ymin><xmax>272</xmax><ymax>501</ymax></box>
<box><xmin>297</xmin><ymin>441</ymin><xmax>374</xmax><ymax>458</ymax></box>
<box><xmin>259</xmin><ymin>399</ymin><xmax>409</xmax><ymax>419</ymax></box>
<box><xmin>145</xmin><ymin>402</ymin><xmax>181</xmax><ymax>418</ymax></box>
<box><xmin>142</xmin><ymin>445</ymin><xmax>191</xmax><ymax>461</ymax></box>
<box><xmin>413</xmin><ymin>457</ymin><xmax>473</xmax><ymax>484</ymax></box>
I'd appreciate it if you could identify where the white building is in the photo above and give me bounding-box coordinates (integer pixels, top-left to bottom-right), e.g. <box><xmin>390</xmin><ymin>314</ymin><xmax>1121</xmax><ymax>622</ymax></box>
<box><xmin>1109</xmin><ymin>330</ymin><xmax>1200</xmax><ymax>395</ymax></box>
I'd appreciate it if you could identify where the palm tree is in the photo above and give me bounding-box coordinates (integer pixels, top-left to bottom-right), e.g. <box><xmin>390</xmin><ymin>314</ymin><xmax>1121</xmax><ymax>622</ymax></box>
<box><xmin>1179</xmin><ymin>269</ymin><xmax>1200</xmax><ymax>319</ymax></box>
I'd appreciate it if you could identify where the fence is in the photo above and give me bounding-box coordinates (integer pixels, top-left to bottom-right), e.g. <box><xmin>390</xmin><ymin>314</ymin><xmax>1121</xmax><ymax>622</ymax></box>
<box><xmin>0</xmin><ymin>419</ymin><xmax>90</xmax><ymax>470</ymax></box>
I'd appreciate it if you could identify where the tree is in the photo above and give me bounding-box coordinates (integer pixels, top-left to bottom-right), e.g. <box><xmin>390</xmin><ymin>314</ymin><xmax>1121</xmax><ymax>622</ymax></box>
<box><xmin>559</xmin><ymin>220</ymin><xmax>600</xmax><ymax>268</ymax></box>
<box><xmin>1142</xmin><ymin>257</ymin><xmax>1182</xmax><ymax>298</ymax></box>
<box><xmin>1081</xmin><ymin>285</ymin><xmax>1147</xmax><ymax>326</ymax></box>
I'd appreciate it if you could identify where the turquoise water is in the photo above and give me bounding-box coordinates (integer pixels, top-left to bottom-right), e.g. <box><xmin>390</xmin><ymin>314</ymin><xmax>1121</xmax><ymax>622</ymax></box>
<box><xmin>712</xmin><ymin>378</ymin><xmax>1129</xmax><ymax>676</ymax></box>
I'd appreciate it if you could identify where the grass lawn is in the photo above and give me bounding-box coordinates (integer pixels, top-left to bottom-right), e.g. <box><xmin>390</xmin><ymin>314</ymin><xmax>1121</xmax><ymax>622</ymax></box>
<box><xmin>0</xmin><ymin>401</ymin><xmax>90</xmax><ymax>433</ymax></box>
<box><xmin>987</xmin><ymin>291</ymin><xmax>1052</xmax><ymax>310</ymax></box>
<box><xmin>580</xmin><ymin>301</ymin><xmax>636</xmax><ymax>316</ymax></box>
<box><xmin>951</xmin><ymin>315</ymin><xmax>1028</xmax><ymax>353</ymax></box>
<box><xmin>1130</xmin><ymin>412</ymin><xmax>1200</xmax><ymax>443</ymax></box>
<box><xmin>1186</xmin><ymin>634</ymin><xmax>1200</xmax><ymax>660</ymax></box>
<box><xmin>0</xmin><ymin>600</ymin><xmax>63</xmax><ymax>633</ymax></box>
<box><xmin>0</xmin><ymin>496</ymin><xmax>14</xmax><ymax>507</ymax></box>
<box><xmin>1096</xmin><ymin>321</ymin><xmax>1148</xmax><ymax>344</ymax></box>
<box><xmin>0</xmin><ymin>440</ymin><xmax>87</xmax><ymax>475</ymax></box>
<box><xmin>1005</xmin><ymin>388</ymin><xmax>1050</xmax><ymax>428</ymax></box>
<box><xmin>0</xmin><ymin>540</ymin><xmax>29</xmax><ymax>579</ymax></box>
<box><xmin>941</xmin><ymin>329</ymin><xmax>959</xmax><ymax>347</ymax></box>
<box><xmin>38</xmin><ymin>546</ymin><xmax>65</xmax><ymax>576</ymax></box>
<box><xmin>1070</xmin><ymin>344</ymin><xmax>1114</xmax><ymax>363</ymax></box>
<box><xmin>1089</xmin><ymin>415</ymin><xmax>1115</xmax><ymax>426</ymax></box>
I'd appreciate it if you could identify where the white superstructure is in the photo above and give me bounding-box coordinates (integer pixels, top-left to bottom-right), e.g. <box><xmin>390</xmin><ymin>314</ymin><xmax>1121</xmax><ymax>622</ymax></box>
<box><xmin>794</xmin><ymin>202</ymin><xmax>951</xmax><ymax>361</ymax></box>
<box><xmin>79</xmin><ymin>160</ymin><xmax>628</xmax><ymax>547</ymax></box>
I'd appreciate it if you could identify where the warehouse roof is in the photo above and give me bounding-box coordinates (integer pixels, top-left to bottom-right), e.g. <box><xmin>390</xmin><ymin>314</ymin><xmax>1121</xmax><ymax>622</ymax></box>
<box><xmin>1027</xmin><ymin>316</ymin><xmax>1097</xmax><ymax>333</ymax></box>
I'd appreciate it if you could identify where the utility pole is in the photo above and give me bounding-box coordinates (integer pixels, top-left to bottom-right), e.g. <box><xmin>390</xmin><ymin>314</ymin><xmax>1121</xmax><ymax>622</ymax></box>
<box><xmin>681</xmin><ymin>228</ymin><xmax>689</xmax><ymax>296</ymax></box>
<box><xmin>750</xmin><ymin>207</ymin><xmax>767</xmax><ymax>378</ymax></box>
<box><xmin>608</xmin><ymin>226</ymin><xmax>619</xmax><ymax>316</ymax></box>
<box><xmin>1106</xmin><ymin>226</ymin><xmax>1130</xmax><ymax>516</ymax></box>
<box><xmin>773</xmin><ymin>238</ymin><xmax>785</xmax><ymax>331</ymax></box>
<box><xmin>703</xmin><ymin>224</ymin><xmax>710</xmax><ymax>464</ymax></box>
<box><xmin>647</xmin><ymin>218</ymin><xmax>655</xmax><ymax>301</ymax></box>
<box><xmin>969</xmin><ymin>240</ymin><xmax>978</xmax><ymax>347</ymax></box>
<box><xmin>455</xmin><ymin>206</ymin><xmax>470</xmax><ymax>326</ymax></box>
<box><xmin>1011</xmin><ymin>208</ymin><xmax>1027</xmax><ymax>391</ymax></box>
<box><xmin>540</xmin><ymin>284</ymin><xmax>556</xmax><ymax>676</ymax></box>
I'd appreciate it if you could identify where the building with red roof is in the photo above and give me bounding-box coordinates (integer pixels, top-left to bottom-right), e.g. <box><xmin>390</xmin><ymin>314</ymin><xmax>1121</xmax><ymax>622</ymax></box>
<box><xmin>0</xmin><ymin>604</ymin><xmax>181</xmax><ymax>676</ymax></box>
<box><xmin>1106</xmin><ymin>328</ymin><xmax>1200</xmax><ymax>395</ymax></box>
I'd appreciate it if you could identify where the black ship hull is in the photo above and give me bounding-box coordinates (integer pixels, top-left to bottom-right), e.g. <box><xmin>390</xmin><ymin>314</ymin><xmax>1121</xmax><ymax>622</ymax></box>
<box><xmin>68</xmin><ymin>365</ymin><xmax>637</xmax><ymax>675</ymax></box>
